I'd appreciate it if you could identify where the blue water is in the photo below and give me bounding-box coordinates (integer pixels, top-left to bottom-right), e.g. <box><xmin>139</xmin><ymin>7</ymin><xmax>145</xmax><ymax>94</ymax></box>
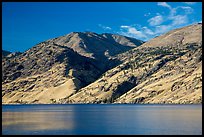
<box><xmin>2</xmin><ymin>104</ymin><xmax>202</xmax><ymax>135</ymax></box>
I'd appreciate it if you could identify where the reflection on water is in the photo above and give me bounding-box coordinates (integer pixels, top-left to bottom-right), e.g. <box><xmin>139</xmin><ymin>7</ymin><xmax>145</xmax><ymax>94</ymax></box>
<box><xmin>3</xmin><ymin>112</ymin><xmax>74</xmax><ymax>131</ymax></box>
<box><xmin>2</xmin><ymin>104</ymin><xmax>202</xmax><ymax>135</ymax></box>
<box><xmin>2</xmin><ymin>105</ymin><xmax>76</xmax><ymax>135</ymax></box>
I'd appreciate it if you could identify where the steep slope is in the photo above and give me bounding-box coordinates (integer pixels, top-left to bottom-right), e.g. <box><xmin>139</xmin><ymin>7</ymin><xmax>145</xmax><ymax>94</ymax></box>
<box><xmin>2</xmin><ymin>32</ymin><xmax>143</xmax><ymax>104</ymax></box>
<box><xmin>60</xmin><ymin>23</ymin><xmax>202</xmax><ymax>104</ymax></box>
<box><xmin>2</xmin><ymin>43</ymin><xmax>101</xmax><ymax>104</ymax></box>
<box><xmin>46</xmin><ymin>32</ymin><xmax>144</xmax><ymax>70</ymax></box>
<box><xmin>115</xmin><ymin>47</ymin><xmax>202</xmax><ymax>104</ymax></box>
<box><xmin>50</xmin><ymin>32</ymin><xmax>143</xmax><ymax>58</ymax></box>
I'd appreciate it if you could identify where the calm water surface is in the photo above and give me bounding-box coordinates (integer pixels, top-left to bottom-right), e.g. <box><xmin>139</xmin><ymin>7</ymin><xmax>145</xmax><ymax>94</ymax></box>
<box><xmin>2</xmin><ymin>104</ymin><xmax>202</xmax><ymax>135</ymax></box>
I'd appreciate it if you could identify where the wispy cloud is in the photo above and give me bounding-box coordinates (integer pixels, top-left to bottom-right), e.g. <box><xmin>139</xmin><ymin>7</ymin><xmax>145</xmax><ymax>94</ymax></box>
<box><xmin>160</xmin><ymin>4</ymin><xmax>193</xmax><ymax>28</ymax></box>
<box><xmin>120</xmin><ymin>25</ymin><xmax>147</xmax><ymax>39</ymax></box>
<box><xmin>154</xmin><ymin>25</ymin><xmax>171</xmax><ymax>34</ymax></box>
<box><xmin>144</xmin><ymin>12</ymin><xmax>151</xmax><ymax>17</ymax></box>
<box><xmin>171</xmin><ymin>15</ymin><xmax>188</xmax><ymax>26</ymax></box>
<box><xmin>142</xmin><ymin>27</ymin><xmax>155</xmax><ymax>35</ymax></box>
<box><xmin>98</xmin><ymin>24</ymin><xmax>112</xmax><ymax>30</ymax></box>
<box><xmin>119</xmin><ymin>2</ymin><xmax>197</xmax><ymax>41</ymax></box>
<box><xmin>151</xmin><ymin>3</ymin><xmax>194</xmax><ymax>33</ymax></box>
<box><xmin>183</xmin><ymin>2</ymin><xmax>196</xmax><ymax>5</ymax></box>
<box><xmin>148</xmin><ymin>14</ymin><xmax>164</xmax><ymax>26</ymax></box>
<box><xmin>157</xmin><ymin>2</ymin><xmax>172</xmax><ymax>9</ymax></box>
<box><xmin>180</xmin><ymin>6</ymin><xmax>193</xmax><ymax>14</ymax></box>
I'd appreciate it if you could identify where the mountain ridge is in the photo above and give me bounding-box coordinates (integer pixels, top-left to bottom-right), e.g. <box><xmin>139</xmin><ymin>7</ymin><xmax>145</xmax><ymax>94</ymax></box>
<box><xmin>2</xmin><ymin>23</ymin><xmax>202</xmax><ymax>104</ymax></box>
<box><xmin>2</xmin><ymin>32</ymin><xmax>143</xmax><ymax>104</ymax></box>
<box><xmin>60</xmin><ymin>23</ymin><xmax>202</xmax><ymax>104</ymax></box>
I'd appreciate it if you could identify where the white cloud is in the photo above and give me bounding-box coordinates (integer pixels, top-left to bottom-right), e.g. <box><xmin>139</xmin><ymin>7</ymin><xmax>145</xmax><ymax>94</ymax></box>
<box><xmin>183</xmin><ymin>2</ymin><xmax>196</xmax><ymax>5</ymax></box>
<box><xmin>169</xmin><ymin>8</ymin><xmax>177</xmax><ymax>17</ymax></box>
<box><xmin>105</xmin><ymin>26</ymin><xmax>112</xmax><ymax>30</ymax></box>
<box><xmin>157</xmin><ymin>2</ymin><xmax>176</xmax><ymax>18</ymax></box>
<box><xmin>148</xmin><ymin>14</ymin><xmax>164</xmax><ymax>26</ymax></box>
<box><xmin>155</xmin><ymin>25</ymin><xmax>171</xmax><ymax>34</ymax></box>
<box><xmin>120</xmin><ymin>25</ymin><xmax>147</xmax><ymax>39</ymax></box>
<box><xmin>144</xmin><ymin>12</ymin><xmax>151</xmax><ymax>17</ymax></box>
<box><xmin>142</xmin><ymin>27</ymin><xmax>155</xmax><ymax>35</ymax></box>
<box><xmin>120</xmin><ymin>25</ymin><xmax>129</xmax><ymax>28</ymax></box>
<box><xmin>166</xmin><ymin>7</ymin><xmax>193</xmax><ymax>28</ymax></box>
<box><xmin>119</xmin><ymin>2</ymin><xmax>197</xmax><ymax>41</ymax></box>
<box><xmin>156</xmin><ymin>3</ymin><xmax>193</xmax><ymax>30</ymax></box>
<box><xmin>171</xmin><ymin>15</ymin><xmax>188</xmax><ymax>26</ymax></box>
<box><xmin>180</xmin><ymin>6</ymin><xmax>193</xmax><ymax>14</ymax></box>
<box><xmin>128</xmin><ymin>28</ymin><xmax>145</xmax><ymax>37</ymax></box>
<box><xmin>98</xmin><ymin>24</ymin><xmax>112</xmax><ymax>30</ymax></box>
<box><xmin>157</xmin><ymin>2</ymin><xmax>172</xmax><ymax>9</ymax></box>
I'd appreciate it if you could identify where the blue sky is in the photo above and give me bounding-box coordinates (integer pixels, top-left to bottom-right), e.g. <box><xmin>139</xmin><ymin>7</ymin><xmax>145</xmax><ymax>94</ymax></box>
<box><xmin>2</xmin><ymin>2</ymin><xmax>202</xmax><ymax>52</ymax></box>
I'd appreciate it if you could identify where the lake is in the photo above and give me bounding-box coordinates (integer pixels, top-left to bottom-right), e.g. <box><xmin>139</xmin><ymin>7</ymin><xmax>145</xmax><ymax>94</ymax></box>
<box><xmin>2</xmin><ymin>104</ymin><xmax>202</xmax><ymax>135</ymax></box>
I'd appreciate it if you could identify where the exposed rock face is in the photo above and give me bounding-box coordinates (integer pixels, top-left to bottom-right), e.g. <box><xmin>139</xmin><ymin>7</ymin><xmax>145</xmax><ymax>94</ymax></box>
<box><xmin>2</xmin><ymin>32</ymin><xmax>143</xmax><ymax>104</ymax></box>
<box><xmin>60</xmin><ymin>23</ymin><xmax>202</xmax><ymax>104</ymax></box>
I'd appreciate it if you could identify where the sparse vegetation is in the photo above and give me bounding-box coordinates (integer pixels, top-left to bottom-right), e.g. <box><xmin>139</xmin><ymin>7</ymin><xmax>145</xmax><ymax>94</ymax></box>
<box><xmin>2</xmin><ymin>24</ymin><xmax>202</xmax><ymax>104</ymax></box>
